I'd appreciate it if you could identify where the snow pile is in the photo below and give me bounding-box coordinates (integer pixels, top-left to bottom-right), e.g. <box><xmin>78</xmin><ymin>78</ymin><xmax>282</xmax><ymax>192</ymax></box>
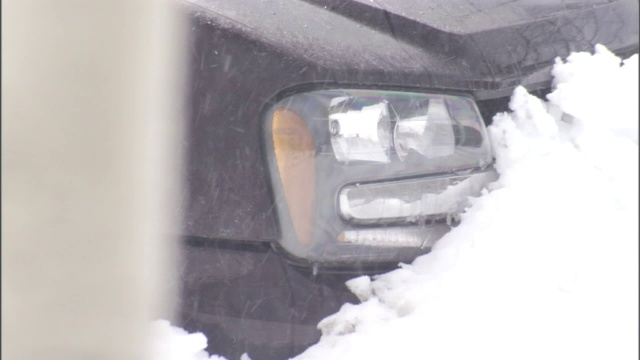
<box><xmin>148</xmin><ymin>320</ymin><xmax>228</xmax><ymax>360</ymax></box>
<box><xmin>294</xmin><ymin>45</ymin><xmax>639</xmax><ymax>360</ymax></box>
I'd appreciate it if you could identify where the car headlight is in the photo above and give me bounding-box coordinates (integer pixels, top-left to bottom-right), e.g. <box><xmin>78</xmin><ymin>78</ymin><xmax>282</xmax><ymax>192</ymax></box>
<box><xmin>264</xmin><ymin>89</ymin><xmax>496</xmax><ymax>267</ymax></box>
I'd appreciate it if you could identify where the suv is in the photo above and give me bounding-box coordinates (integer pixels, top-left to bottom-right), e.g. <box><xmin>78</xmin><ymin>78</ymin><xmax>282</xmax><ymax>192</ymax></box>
<box><xmin>177</xmin><ymin>1</ymin><xmax>639</xmax><ymax>359</ymax></box>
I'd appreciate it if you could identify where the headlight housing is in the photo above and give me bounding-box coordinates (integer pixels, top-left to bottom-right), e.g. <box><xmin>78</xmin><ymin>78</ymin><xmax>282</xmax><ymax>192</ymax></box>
<box><xmin>264</xmin><ymin>89</ymin><xmax>496</xmax><ymax>267</ymax></box>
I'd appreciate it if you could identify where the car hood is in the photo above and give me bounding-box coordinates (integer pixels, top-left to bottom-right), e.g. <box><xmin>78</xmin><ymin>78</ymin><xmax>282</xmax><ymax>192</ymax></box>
<box><xmin>186</xmin><ymin>0</ymin><xmax>638</xmax><ymax>98</ymax></box>
<box><xmin>325</xmin><ymin>0</ymin><xmax>618</xmax><ymax>34</ymax></box>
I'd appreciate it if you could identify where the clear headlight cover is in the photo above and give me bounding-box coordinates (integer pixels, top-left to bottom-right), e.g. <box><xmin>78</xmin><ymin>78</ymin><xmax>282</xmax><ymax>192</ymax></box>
<box><xmin>264</xmin><ymin>89</ymin><xmax>495</xmax><ymax>267</ymax></box>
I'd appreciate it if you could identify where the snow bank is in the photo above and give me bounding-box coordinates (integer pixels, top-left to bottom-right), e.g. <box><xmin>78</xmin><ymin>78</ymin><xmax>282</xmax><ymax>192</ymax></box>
<box><xmin>294</xmin><ymin>45</ymin><xmax>639</xmax><ymax>360</ymax></box>
<box><xmin>148</xmin><ymin>320</ymin><xmax>229</xmax><ymax>360</ymax></box>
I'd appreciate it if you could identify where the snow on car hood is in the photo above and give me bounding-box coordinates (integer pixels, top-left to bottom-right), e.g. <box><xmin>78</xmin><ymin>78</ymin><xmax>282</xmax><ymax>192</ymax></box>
<box><xmin>151</xmin><ymin>44</ymin><xmax>638</xmax><ymax>360</ymax></box>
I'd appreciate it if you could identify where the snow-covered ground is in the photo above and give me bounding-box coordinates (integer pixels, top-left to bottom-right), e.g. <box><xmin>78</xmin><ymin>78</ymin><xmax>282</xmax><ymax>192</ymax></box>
<box><xmin>151</xmin><ymin>45</ymin><xmax>639</xmax><ymax>360</ymax></box>
<box><xmin>148</xmin><ymin>320</ymin><xmax>231</xmax><ymax>360</ymax></box>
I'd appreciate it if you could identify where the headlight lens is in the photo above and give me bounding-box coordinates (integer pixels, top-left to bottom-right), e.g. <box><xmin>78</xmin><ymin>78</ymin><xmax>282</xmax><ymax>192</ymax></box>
<box><xmin>265</xmin><ymin>89</ymin><xmax>496</xmax><ymax>267</ymax></box>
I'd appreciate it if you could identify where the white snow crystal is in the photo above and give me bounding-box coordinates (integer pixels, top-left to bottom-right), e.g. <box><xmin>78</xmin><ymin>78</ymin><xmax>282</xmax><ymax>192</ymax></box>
<box><xmin>345</xmin><ymin>276</ymin><xmax>373</xmax><ymax>302</ymax></box>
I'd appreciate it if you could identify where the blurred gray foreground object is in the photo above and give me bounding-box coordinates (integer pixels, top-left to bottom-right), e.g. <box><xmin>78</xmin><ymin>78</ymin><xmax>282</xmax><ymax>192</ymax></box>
<box><xmin>2</xmin><ymin>1</ymin><xmax>186</xmax><ymax>359</ymax></box>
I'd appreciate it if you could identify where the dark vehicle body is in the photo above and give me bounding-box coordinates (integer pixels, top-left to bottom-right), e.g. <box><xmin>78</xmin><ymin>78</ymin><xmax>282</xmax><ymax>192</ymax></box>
<box><xmin>177</xmin><ymin>1</ymin><xmax>639</xmax><ymax>359</ymax></box>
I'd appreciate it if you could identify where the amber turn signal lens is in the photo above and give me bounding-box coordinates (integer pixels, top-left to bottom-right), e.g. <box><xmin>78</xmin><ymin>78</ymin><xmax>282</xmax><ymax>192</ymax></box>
<box><xmin>272</xmin><ymin>108</ymin><xmax>316</xmax><ymax>246</ymax></box>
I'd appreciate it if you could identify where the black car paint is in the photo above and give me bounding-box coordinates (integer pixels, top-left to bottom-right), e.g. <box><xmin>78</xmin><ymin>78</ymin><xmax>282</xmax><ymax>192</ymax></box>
<box><xmin>177</xmin><ymin>1</ymin><xmax>639</xmax><ymax>359</ymax></box>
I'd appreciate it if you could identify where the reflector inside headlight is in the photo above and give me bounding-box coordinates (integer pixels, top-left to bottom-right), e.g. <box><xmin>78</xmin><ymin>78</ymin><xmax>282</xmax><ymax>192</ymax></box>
<box><xmin>394</xmin><ymin>97</ymin><xmax>455</xmax><ymax>161</ymax></box>
<box><xmin>329</xmin><ymin>100</ymin><xmax>392</xmax><ymax>163</ymax></box>
<box><xmin>265</xmin><ymin>89</ymin><xmax>495</xmax><ymax>267</ymax></box>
